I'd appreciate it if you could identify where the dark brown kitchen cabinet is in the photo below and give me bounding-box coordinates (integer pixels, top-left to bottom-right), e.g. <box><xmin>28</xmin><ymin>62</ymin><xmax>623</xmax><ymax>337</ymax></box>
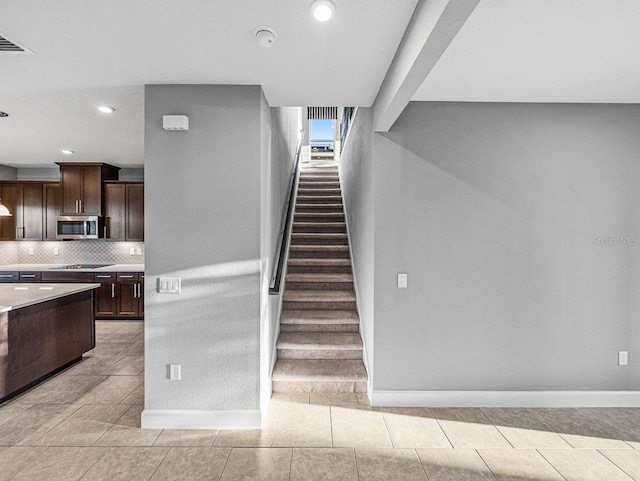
<box><xmin>43</xmin><ymin>183</ymin><xmax>61</xmax><ymax>241</ymax></box>
<box><xmin>0</xmin><ymin>183</ymin><xmax>43</xmax><ymax>241</ymax></box>
<box><xmin>19</xmin><ymin>272</ymin><xmax>41</xmax><ymax>283</ymax></box>
<box><xmin>117</xmin><ymin>272</ymin><xmax>140</xmax><ymax>318</ymax></box>
<box><xmin>56</xmin><ymin>163</ymin><xmax>119</xmax><ymax>215</ymax></box>
<box><xmin>94</xmin><ymin>272</ymin><xmax>117</xmax><ymax>318</ymax></box>
<box><xmin>40</xmin><ymin>271</ymin><xmax>94</xmax><ymax>283</ymax></box>
<box><xmin>104</xmin><ymin>182</ymin><xmax>144</xmax><ymax>241</ymax></box>
<box><xmin>0</xmin><ymin>272</ymin><xmax>19</xmax><ymax>283</ymax></box>
<box><xmin>139</xmin><ymin>274</ymin><xmax>144</xmax><ymax>317</ymax></box>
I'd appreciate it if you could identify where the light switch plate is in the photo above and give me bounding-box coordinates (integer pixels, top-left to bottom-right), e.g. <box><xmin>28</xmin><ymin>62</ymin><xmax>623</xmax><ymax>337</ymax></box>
<box><xmin>53</xmin><ymin>247</ymin><xmax>59</xmax><ymax>256</ymax></box>
<box><xmin>158</xmin><ymin>277</ymin><xmax>181</xmax><ymax>294</ymax></box>
<box><xmin>398</xmin><ymin>273</ymin><xmax>408</xmax><ymax>288</ymax></box>
<box><xmin>28</xmin><ymin>248</ymin><xmax>34</xmax><ymax>255</ymax></box>
<box><xmin>130</xmin><ymin>248</ymin><xmax>135</xmax><ymax>255</ymax></box>
<box><xmin>168</xmin><ymin>364</ymin><xmax>181</xmax><ymax>380</ymax></box>
<box><xmin>619</xmin><ymin>351</ymin><xmax>629</xmax><ymax>366</ymax></box>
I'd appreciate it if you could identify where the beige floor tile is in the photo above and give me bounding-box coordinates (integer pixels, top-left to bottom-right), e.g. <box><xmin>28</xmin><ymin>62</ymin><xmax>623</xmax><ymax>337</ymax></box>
<box><xmin>599</xmin><ymin>449</ymin><xmax>640</xmax><ymax>479</ymax></box>
<box><xmin>32</xmin><ymin>404</ymin><xmax>130</xmax><ymax>446</ymax></box>
<box><xmin>120</xmin><ymin>341</ymin><xmax>145</xmax><ymax>355</ymax></box>
<box><xmin>220</xmin><ymin>447</ymin><xmax>292</xmax><ymax>481</ymax></box>
<box><xmin>80</xmin><ymin>446</ymin><xmax>169</xmax><ymax>481</ymax></box>
<box><xmin>381</xmin><ymin>408</ymin><xmax>451</xmax><ymax>448</ymax></box>
<box><xmin>480</xmin><ymin>408</ymin><xmax>570</xmax><ymax>449</ymax></box>
<box><xmin>331</xmin><ymin>406</ymin><xmax>392</xmax><ymax>448</ymax></box>
<box><xmin>149</xmin><ymin>447</ymin><xmax>230</xmax><ymax>480</ymax></box>
<box><xmin>88</xmin><ymin>341</ymin><xmax>135</xmax><ymax>356</ymax></box>
<box><xmin>10</xmin><ymin>446</ymin><xmax>107</xmax><ymax>481</ymax></box>
<box><xmin>0</xmin><ymin>402</ymin><xmax>34</xmax><ymax>426</ymax></box>
<box><xmin>417</xmin><ymin>449</ymin><xmax>496</xmax><ymax>481</ymax></box>
<box><xmin>0</xmin><ymin>403</ymin><xmax>81</xmax><ymax>446</ymax></box>
<box><xmin>532</xmin><ymin>408</ymin><xmax>631</xmax><ymax>449</ymax></box>
<box><xmin>153</xmin><ymin>429</ymin><xmax>220</xmax><ymax>447</ymax></box>
<box><xmin>310</xmin><ymin>393</ymin><xmax>360</xmax><ymax>407</ymax></box>
<box><xmin>121</xmin><ymin>385</ymin><xmax>145</xmax><ymax>405</ymax></box>
<box><xmin>356</xmin><ymin>448</ymin><xmax>427</xmax><ymax>481</ymax></box>
<box><xmin>68</xmin><ymin>355</ymin><xmax>125</xmax><ymax>376</ymax></box>
<box><xmin>431</xmin><ymin>409</ymin><xmax>512</xmax><ymax>449</ymax></box>
<box><xmin>93</xmin><ymin>405</ymin><xmax>162</xmax><ymax>446</ymax></box>
<box><xmin>0</xmin><ymin>446</ymin><xmax>47</xmax><ymax>481</ymax></box>
<box><xmin>290</xmin><ymin>448</ymin><xmax>358</xmax><ymax>481</ymax></box>
<box><xmin>539</xmin><ymin>449</ymin><xmax>632</xmax><ymax>481</ymax></box>
<box><xmin>272</xmin><ymin>403</ymin><xmax>332</xmax><ymax>447</ymax></box>
<box><xmin>213</xmin><ymin>403</ymin><xmax>280</xmax><ymax>447</ymax></box>
<box><xmin>100</xmin><ymin>355</ymin><xmax>145</xmax><ymax>376</ymax></box>
<box><xmin>76</xmin><ymin>375</ymin><xmax>143</xmax><ymax>405</ymax></box>
<box><xmin>478</xmin><ymin>449</ymin><xmax>564</xmax><ymax>481</ymax></box>
<box><xmin>15</xmin><ymin>374</ymin><xmax>106</xmax><ymax>404</ymax></box>
<box><xmin>271</xmin><ymin>392</ymin><xmax>310</xmax><ymax>405</ymax></box>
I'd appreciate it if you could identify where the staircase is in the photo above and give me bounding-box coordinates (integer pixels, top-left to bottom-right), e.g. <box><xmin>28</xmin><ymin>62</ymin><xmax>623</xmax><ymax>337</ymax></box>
<box><xmin>272</xmin><ymin>162</ymin><xmax>368</xmax><ymax>393</ymax></box>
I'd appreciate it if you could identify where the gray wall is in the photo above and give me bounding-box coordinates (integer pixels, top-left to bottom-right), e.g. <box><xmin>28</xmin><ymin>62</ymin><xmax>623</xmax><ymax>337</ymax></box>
<box><xmin>0</xmin><ymin>165</ymin><xmax>17</xmax><ymax>180</ymax></box>
<box><xmin>373</xmin><ymin>102</ymin><xmax>640</xmax><ymax>391</ymax></box>
<box><xmin>144</xmin><ymin>85</ymin><xmax>263</xmax><ymax>412</ymax></box>
<box><xmin>339</xmin><ymin>108</ymin><xmax>375</xmax><ymax>381</ymax></box>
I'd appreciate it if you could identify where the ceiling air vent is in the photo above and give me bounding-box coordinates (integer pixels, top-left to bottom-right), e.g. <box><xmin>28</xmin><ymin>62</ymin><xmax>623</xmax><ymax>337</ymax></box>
<box><xmin>0</xmin><ymin>33</ymin><xmax>33</xmax><ymax>54</ymax></box>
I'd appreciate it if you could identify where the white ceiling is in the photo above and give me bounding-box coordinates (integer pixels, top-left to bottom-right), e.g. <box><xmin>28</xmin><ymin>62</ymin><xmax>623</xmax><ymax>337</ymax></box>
<box><xmin>414</xmin><ymin>0</ymin><xmax>640</xmax><ymax>103</ymax></box>
<box><xmin>0</xmin><ymin>0</ymin><xmax>419</xmax><ymax>167</ymax></box>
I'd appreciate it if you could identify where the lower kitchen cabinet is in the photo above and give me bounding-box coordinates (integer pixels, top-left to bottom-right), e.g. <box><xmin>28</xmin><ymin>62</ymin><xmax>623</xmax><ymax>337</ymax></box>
<box><xmin>94</xmin><ymin>272</ymin><xmax>117</xmax><ymax>318</ymax></box>
<box><xmin>116</xmin><ymin>273</ymin><xmax>139</xmax><ymax>318</ymax></box>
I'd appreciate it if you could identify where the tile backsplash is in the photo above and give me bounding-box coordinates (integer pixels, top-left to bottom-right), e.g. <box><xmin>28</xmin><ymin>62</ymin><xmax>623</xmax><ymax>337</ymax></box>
<box><xmin>0</xmin><ymin>241</ymin><xmax>144</xmax><ymax>265</ymax></box>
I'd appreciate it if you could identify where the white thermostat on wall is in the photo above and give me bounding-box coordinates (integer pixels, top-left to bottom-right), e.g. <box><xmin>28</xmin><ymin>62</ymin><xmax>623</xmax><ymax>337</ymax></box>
<box><xmin>163</xmin><ymin>115</ymin><xmax>189</xmax><ymax>131</ymax></box>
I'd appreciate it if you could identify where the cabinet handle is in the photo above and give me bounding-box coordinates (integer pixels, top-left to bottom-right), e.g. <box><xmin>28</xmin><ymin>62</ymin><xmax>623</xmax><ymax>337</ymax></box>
<box><xmin>104</xmin><ymin>226</ymin><xmax>107</xmax><ymax>238</ymax></box>
<box><xmin>21</xmin><ymin>275</ymin><xmax>36</xmax><ymax>278</ymax></box>
<box><xmin>15</xmin><ymin>226</ymin><xmax>20</xmax><ymax>239</ymax></box>
<box><xmin>96</xmin><ymin>275</ymin><xmax>111</xmax><ymax>278</ymax></box>
<box><xmin>79</xmin><ymin>199</ymin><xmax>82</xmax><ymax>213</ymax></box>
<box><xmin>0</xmin><ymin>275</ymin><xmax>15</xmax><ymax>278</ymax></box>
<box><xmin>112</xmin><ymin>283</ymin><xmax>115</xmax><ymax>298</ymax></box>
<box><xmin>137</xmin><ymin>283</ymin><xmax>141</xmax><ymax>298</ymax></box>
<box><xmin>120</xmin><ymin>275</ymin><xmax>134</xmax><ymax>278</ymax></box>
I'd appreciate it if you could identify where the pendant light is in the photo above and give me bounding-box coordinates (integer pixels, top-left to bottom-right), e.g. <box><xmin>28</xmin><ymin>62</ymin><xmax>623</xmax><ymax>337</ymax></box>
<box><xmin>0</xmin><ymin>198</ymin><xmax>12</xmax><ymax>217</ymax></box>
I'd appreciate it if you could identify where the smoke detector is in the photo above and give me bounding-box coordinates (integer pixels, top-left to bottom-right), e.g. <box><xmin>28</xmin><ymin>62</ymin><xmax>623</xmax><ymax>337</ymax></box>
<box><xmin>254</xmin><ymin>26</ymin><xmax>277</xmax><ymax>48</ymax></box>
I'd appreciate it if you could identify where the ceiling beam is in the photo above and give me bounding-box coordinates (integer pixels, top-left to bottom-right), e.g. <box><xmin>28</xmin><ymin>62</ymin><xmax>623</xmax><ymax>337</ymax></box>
<box><xmin>372</xmin><ymin>0</ymin><xmax>480</xmax><ymax>132</ymax></box>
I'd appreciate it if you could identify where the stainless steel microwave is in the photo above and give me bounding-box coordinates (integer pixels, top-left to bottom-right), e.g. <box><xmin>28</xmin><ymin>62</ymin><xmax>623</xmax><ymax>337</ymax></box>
<box><xmin>56</xmin><ymin>216</ymin><xmax>102</xmax><ymax>240</ymax></box>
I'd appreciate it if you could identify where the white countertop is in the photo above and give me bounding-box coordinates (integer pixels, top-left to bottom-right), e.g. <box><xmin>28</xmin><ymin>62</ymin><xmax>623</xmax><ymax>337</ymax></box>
<box><xmin>0</xmin><ymin>283</ymin><xmax>99</xmax><ymax>313</ymax></box>
<box><xmin>0</xmin><ymin>264</ymin><xmax>144</xmax><ymax>272</ymax></box>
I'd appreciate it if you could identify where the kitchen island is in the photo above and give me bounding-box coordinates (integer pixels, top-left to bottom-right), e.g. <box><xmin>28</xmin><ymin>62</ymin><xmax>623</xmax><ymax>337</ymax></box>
<box><xmin>0</xmin><ymin>283</ymin><xmax>99</xmax><ymax>403</ymax></box>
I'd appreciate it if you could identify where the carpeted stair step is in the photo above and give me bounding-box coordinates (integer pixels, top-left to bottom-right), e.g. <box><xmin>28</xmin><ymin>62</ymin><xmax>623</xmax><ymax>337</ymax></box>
<box><xmin>292</xmin><ymin>222</ymin><xmax>346</xmax><ymax>234</ymax></box>
<box><xmin>287</xmin><ymin>258</ymin><xmax>352</xmax><ymax>274</ymax></box>
<box><xmin>285</xmin><ymin>273</ymin><xmax>354</xmax><ymax>290</ymax></box>
<box><xmin>280</xmin><ymin>309</ymin><xmax>359</xmax><ymax>333</ymax></box>
<box><xmin>298</xmin><ymin>181</ymin><xmax>341</xmax><ymax>189</ymax></box>
<box><xmin>299</xmin><ymin>176</ymin><xmax>339</xmax><ymax>183</ymax></box>
<box><xmin>277</xmin><ymin>332</ymin><xmax>363</xmax><ymax>359</ymax></box>
<box><xmin>272</xmin><ymin>359</ymin><xmax>367</xmax><ymax>393</ymax></box>
<box><xmin>295</xmin><ymin>195</ymin><xmax>343</xmax><ymax>204</ymax></box>
<box><xmin>294</xmin><ymin>212</ymin><xmax>345</xmax><ymax>223</ymax></box>
<box><xmin>283</xmin><ymin>289</ymin><xmax>356</xmax><ymax>310</ymax></box>
<box><xmin>289</xmin><ymin>245</ymin><xmax>349</xmax><ymax>259</ymax></box>
<box><xmin>290</xmin><ymin>233</ymin><xmax>348</xmax><ymax>245</ymax></box>
<box><xmin>295</xmin><ymin>203</ymin><xmax>344</xmax><ymax>213</ymax></box>
<box><xmin>297</xmin><ymin>188</ymin><xmax>342</xmax><ymax>196</ymax></box>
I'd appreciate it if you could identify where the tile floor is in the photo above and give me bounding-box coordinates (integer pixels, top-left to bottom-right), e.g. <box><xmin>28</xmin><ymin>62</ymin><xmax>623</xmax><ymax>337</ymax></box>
<box><xmin>2</xmin><ymin>321</ymin><xmax>640</xmax><ymax>479</ymax></box>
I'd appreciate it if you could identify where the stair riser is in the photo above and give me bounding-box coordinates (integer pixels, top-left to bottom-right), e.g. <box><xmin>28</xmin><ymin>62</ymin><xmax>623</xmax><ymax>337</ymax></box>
<box><xmin>286</xmin><ymin>281</ymin><xmax>353</xmax><ymax>290</ymax></box>
<box><xmin>287</xmin><ymin>265</ymin><xmax>352</xmax><ymax>274</ymax></box>
<box><xmin>298</xmin><ymin>183</ymin><xmax>341</xmax><ymax>189</ymax></box>
<box><xmin>296</xmin><ymin>196</ymin><xmax>342</xmax><ymax>204</ymax></box>
<box><xmin>292</xmin><ymin>225</ymin><xmax>346</xmax><ymax>234</ymax></box>
<box><xmin>295</xmin><ymin>205</ymin><xmax>343</xmax><ymax>213</ymax></box>
<box><xmin>289</xmin><ymin>250</ymin><xmax>349</xmax><ymax>259</ymax></box>
<box><xmin>272</xmin><ymin>380</ymin><xmax>367</xmax><ymax>393</ymax></box>
<box><xmin>300</xmin><ymin>170</ymin><xmax>338</xmax><ymax>175</ymax></box>
<box><xmin>299</xmin><ymin>178</ymin><xmax>339</xmax><ymax>183</ymax></box>
<box><xmin>283</xmin><ymin>300</ymin><xmax>357</xmax><ymax>310</ymax></box>
<box><xmin>278</xmin><ymin>349</ymin><xmax>363</xmax><ymax>360</ymax></box>
<box><xmin>294</xmin><ymin>215</ymin><xmax>345</xmax><ymax>223</ymax></box>
<box><xmin>290</xmin><ymin>236</ymin><xmax>348</xmax><ymax>245</ymax></box>
<box><xmin>280</xmin><ymin>324</ymin><xmax>359</xmax><ymax>333</ymax></box>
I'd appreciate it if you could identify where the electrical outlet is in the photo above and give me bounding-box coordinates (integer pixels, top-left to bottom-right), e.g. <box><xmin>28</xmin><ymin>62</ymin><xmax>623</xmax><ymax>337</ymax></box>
<box><xmin>158</xmin><ymin>277</ymin><xmax>181</xmax><ymax>294</ymax></box>
<box><xmin>130</xmin><ymin>248</ymin><xmax>135</xmax><ymax>255</ymax></box>
<box><xmin>619</xmin><ymin>351</ymin><xmax>629</xmax><ymax>366</ymax></box>
<box><xmin>28</xmin><ymin>247</ymin><xmax>34</xmax><ymax>255</ymax></box>
<box><xmin>398</xmin><ymin>273</ymin><xmax>408</xmax><ymax>288</ymax></box>
<box><xmin>53</xmin><ymin>247</ymin><xmax>59</xmax><ymax>256</ymax></box>
<box><xmin>136</xmin><ymin>248</ymin><xmax>142</xmax><ymax>256</ymax></box>
<box><xmin>168</xmin><ymin>364</ymin><xmax>181</xmax><ymax>380</ymax></box>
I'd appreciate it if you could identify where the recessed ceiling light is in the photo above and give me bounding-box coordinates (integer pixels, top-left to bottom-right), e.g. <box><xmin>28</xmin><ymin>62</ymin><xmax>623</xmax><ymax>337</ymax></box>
<box><xmin>61</xmin><ymin>149</ymin><xmax>74</xmax><ymax>155</ymax></box>
<box><xmin>0</xmin><ymin>111</ymin><xmax>8</xmax><ymax>117</ymax></box>
<box><xmin>310</xmin><ymin>0</ymin><xmax>336</xmax><ymax>22</ymax></box>
<box><xmin>96</xmin><ymin>105</ymin><xmax>115</xmax><ymax>114</ymax></box>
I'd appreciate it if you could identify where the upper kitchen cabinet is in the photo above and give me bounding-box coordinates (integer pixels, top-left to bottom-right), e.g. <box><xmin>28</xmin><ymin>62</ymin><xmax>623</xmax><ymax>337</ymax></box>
<box><xmin>0</xmin><ymin>183</ymin><xmax>44</xmax><ymax>241</ymax></box>
<box><xmin>56</xmin><ymin>163</ymin><xmax>120</xmax><ymax>215</ymax></box>
<box><xmin>104</xmin><ymin>182</ymin><xmax>144</xmax><ymax>241</ymax></box>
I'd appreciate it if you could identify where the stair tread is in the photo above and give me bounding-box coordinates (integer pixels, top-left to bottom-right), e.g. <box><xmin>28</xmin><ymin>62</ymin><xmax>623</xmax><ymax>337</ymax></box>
<box><xmin>288</xmin><ymin>258</ymin><xmax>351</xmax><ymax>266</ymax></box>
<box><xmin>289</xmin><ymin>245</ymin><xmax>349</xmax><ymax>251</ymax></box>
<box><xmin>281</xmin><ymin>309</ymin><xmax>360</xmax><ymax>324</ymax></box>
<box><xmin>272</xmin><ymin>359</ymin><xmax>367</xmax><ymax>382</ymax></box>
<box><xmin>291</xmin><ymin>233</ymin><xmax>347</xmax><ymax>238</ymax></box>
<box><xmin>283</xmin><ymin>290</ymin><xmax>356</xmax><ymax>301</ymax></box>
<box><xmin>293</xmin><ymin>222</ymin><xmax>346</xmax><ymax>226</ymax></box>
<box><xmin>277</xmin><ymin>332</ymin><xmax>363</xmax><ymax>350</ymax></box>
<box><xmin>286</xmin><ymin>273</ymin><xmax>353</xmax><ymax>282</ymax></box>
<box><xmin>295</xmin><ymin>204</ymin><xmax>343</xmax><ymax>208</ymax></box>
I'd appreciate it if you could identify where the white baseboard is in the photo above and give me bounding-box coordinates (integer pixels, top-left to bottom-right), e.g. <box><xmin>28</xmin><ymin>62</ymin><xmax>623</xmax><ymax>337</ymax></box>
<box><xmin>141</xmin><ymin>409</ymin><xmax>262</xmax><ymax>430</ymax></box>
<box><xmin>372</xmin><ymin>390</ymin><xmax>640</xmax><ymax>407</ymax></box>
